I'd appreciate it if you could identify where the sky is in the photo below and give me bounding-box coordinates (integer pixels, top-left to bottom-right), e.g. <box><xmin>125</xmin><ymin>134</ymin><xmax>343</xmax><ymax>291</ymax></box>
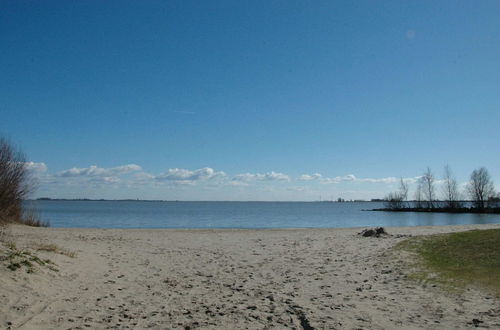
<box><xmin>1</xmin><ymin>0</ymin><xmax>499</xmax><ymax>201</ymax></box>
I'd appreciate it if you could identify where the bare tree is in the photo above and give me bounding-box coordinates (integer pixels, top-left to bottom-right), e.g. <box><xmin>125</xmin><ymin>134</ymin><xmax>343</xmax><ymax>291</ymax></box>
<box><xmin>442</xmin><ymin>165</ymin><xmax>461</xmax><ymax>208</ymax></box>
<box><xmin>467</xmin><ymin>167</ymin><xmax>495</xmax><ymax>209</ymax></box>
<box><xmin>414</xmin><ymin>181</ymin><xmax>423</xmax><ymax>208</ymax></box>
<box><xmin>384</xmin><ymin>177</ymin><xmax>409</xmax><ymax>209</ymax></box>
<box><xmin>420</xmin><ymin>167</ymin><xmax>435</xmax><ymax>209</ymax></box>
<box><xmin>0</xmin><ymin>137</ymin><xmax>34</xmax><ymax>223</ymax></box>
<box><xmin>399</xmin><ymin>177</ymin><xmax>409</xmax><ymax>208</ymax></box>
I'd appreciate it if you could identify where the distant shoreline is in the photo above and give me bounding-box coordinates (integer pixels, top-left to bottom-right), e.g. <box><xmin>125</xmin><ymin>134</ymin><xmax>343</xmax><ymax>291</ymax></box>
<box><xmin>371</xmin><ymin>207</ymin><xmax>500</xmax><ymax>214</ymax></box>
<box><xmin>29</xmin><ymin>198</ymin><xmax>382</xmax><ymax>203</ymax></box>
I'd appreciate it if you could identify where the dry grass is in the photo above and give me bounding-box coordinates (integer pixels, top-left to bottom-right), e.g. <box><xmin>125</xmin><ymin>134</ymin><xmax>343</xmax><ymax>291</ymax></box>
<box><xmin>0</xmin><ymin>228</ymin><xmax>74</xmax><ymax>275</ymax></box>
<box><xmin>35</xmin><ymin>243</ymin><xmax>76</xmax><ymax>258</ymax></box>
<box><xmin>0</xmin><ymin>224</ymin><xmax>9</xmax><ymax>242</ymax></box>
<box><xmin>1</xmin><ymin>241</ymin><xmax>58</xmax><ymax>273</ymax></box>
<box><xmin>0</xmin><ymin>209</ymin><xmax>49</xmax><ymax>228</ymax></box>
<box><xmin>19</xmin><ymin>209</ymin><xmax>49</xmax><ymax>227</ymax></box>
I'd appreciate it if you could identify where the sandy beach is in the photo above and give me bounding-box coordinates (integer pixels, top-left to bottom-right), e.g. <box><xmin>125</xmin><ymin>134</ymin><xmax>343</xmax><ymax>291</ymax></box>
<box><xmin>1</xmin><ymin>224</ymin><xmax>499</xmax><ymax>330</ymax></box>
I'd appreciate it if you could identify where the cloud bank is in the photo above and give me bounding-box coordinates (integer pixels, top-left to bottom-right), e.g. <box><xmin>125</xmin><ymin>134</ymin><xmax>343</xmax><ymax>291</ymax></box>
<box><xmin>24</xmin><ymin>162</ymin><xmax>48</xmax><ymax>173</ymax></box>
<box><xmin>155</xmin><ymin>167</ymin><xmax>226</xmax><ymax>183</ymax></box>
<box><xmin>298</xmin><ymin>173</ymin><xmax>419</xmax><ymax>185</ymax></box>
<box><xmin>29</xmin><ymin>162</ymin><xmax>443</xmax><ymax>200</ymax></box>
<box><xmin>34</xmin><ymin>163</ymin><xmax>422</xmax><ymax>188</ymax></box>
<box><xmin>232</xmin><ymin>171</ymin><xmax>290</xmax><ymax>183</ymax></box>
<box><xmin>57</xmin><ymin>164</ymin><xmax>142</xmax><ymax>178</ymax></box>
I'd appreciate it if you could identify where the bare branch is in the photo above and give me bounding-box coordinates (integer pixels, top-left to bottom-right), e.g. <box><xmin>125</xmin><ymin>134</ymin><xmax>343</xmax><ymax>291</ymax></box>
<box><xmin>442</xmin><ymin>165</ymin><xmax>461</xmax><ymax>208</ymax></box>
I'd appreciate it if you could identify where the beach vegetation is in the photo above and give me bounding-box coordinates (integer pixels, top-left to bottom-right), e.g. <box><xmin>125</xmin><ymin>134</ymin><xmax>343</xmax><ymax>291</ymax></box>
<box><xmin>20</xmin><ymin>208</ymin><xmax>49</xmax><ymax>227</ymax></box>
<box><xmin>35</xmin><ymin>242</ymin><xmax>76</xmax><ymax>258</ymax></box>
<box><xmin>384</xmin><ymin>178</ymin><xmax>408</xmax><ymax>209</ymax></box>
<box><xmin>0</xmin><ymin>136</ymin><xmax>48</xmax><ymax>227</ymax></box>
<box><xmin>1</xmin><ymin>241</ymin><xmax>58</xmax><ymax>273</ymax></box>
<box><xmin>398</xmin><ymin>229</ymin><xmax>500</xmax><ymax>295</ymax></box>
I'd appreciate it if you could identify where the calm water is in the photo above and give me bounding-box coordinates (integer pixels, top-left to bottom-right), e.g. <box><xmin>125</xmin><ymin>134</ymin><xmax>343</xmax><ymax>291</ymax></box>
<box><xmin>26</xmin><ymin>200</ymin><xmax>500</xmax><ymax>229</ymax></box>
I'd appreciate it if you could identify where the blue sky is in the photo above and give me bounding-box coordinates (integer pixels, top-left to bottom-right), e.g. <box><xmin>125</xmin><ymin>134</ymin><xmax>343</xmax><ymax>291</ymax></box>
<box><xmin>1</xmin><ymin>0</ymin><xmax>499</xmax><ymax>200</ymax></box>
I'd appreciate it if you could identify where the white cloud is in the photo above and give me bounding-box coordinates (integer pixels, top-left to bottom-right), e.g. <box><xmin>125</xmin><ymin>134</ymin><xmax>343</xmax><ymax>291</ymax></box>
<box><xmin>24</xmin><ymin>162</ymin><xmax>48</xmax><ymax>173</ymax></box>
<box><xmin>299</xmin><ymin>173</ymin><xmax>418</xmax><ymax>185</ymax></box>
<box><xmin>111</xmin><ymin>164</ymin><xmax>142</xmax><ymax>174</ymax></box>
<box><xmin>353</xmin><ymin>176</ymin><xmax>398</xmax><ymax>184</ymax></box>
<box><xmin>90</xmin><ymin>176</ymin><xmax>121</xmax><ymax>184</ymax></box>
<box><xmin>155</xmin><ymin>167</ymin><xmax>226</xmax><ymax>182</ymax></box>
<box><xmin>37</xmin><ymin>162</ymin><xmax>449</xmax><ymax>200</ymax></box>
<box><xmin>299</xmin><ymin>173</ymin><xmax>322</xmax><ymax>181</ymax></box>
<box><xmin>232</xmin><ymin>171</ymin><xmax>290</xmax><ymax>182</ymax></box>
<box><xmin>132</xmin><ymin>172</ymin><xmax>156</xmax><ymax>184</ymax></box>
<box><xmin>317</xmin><ymin>174</ymin><xmax>358</xmax><ymax>184</ymax></box>
<box><xmin>58</xmin><ymin>164</ymin><xmax>142</xmax><ymax>177</ymax></box>
<box><xmin>226</xmin><ymin>181</ymin><xmax>249</xmax><ymax>187</ymax></box>
<box><xmin>52</xmin><ymin>165</ymin><xmax>226</xmax><ymax>187</ymax></box>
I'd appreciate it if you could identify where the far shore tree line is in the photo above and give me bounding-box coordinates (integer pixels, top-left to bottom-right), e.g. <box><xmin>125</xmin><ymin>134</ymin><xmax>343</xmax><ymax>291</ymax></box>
<box><xmin>385</xmin><ymin>166</ymin><xmax>499</xmax><ymax>211</ymax></box>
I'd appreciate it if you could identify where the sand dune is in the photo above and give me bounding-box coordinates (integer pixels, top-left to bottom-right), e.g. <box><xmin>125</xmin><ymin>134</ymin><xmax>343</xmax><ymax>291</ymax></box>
<box><xmin>1</xmin><ymin>224</ymin><xmax>499</xmax><ymax>329</ymax></box>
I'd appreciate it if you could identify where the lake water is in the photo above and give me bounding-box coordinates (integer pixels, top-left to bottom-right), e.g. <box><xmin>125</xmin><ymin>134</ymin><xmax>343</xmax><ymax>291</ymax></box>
<box><xmin>27</xmin><ymin>200</ymin><xmax>500</xmax><ymax>229</ymax></box>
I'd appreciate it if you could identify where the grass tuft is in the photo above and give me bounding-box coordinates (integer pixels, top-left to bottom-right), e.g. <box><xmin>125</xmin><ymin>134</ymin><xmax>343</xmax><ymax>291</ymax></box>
<box><xmin>1</xmin><ymin>241</ymin><xmax>58</xmax><ymax>273</ymax></box>
<box><xmin>36</xmin><ymin>243</ymin><xmax>76</xmax><ymax>258</ymax></box>
<box><xmin>19</xmin><ymin>209</ymin><xmax>50</xmax><ymax>227</ymax></box>
<box><xmin>398</xmin><ymin>229</ymin><xmax>500</xmax><ymax>294</ymax></box>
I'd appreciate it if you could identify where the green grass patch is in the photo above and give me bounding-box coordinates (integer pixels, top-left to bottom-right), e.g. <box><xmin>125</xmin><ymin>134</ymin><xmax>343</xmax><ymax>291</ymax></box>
<box><xmin>398</xmin><ymin>229</ymin><xmax>500</xmax><ymax>294</ymax></box>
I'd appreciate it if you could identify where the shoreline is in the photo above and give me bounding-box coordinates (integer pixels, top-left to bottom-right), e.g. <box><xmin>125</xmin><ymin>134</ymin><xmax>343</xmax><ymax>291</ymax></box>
<box><xmin>2</xmin><ymin>223</ymin><xmax>499</xmax><ymax>329</ymax></box>
<box><xmin>371</xmin><ymin>207</ymin><xmax>500</xmax><ymax>214</ymax></box>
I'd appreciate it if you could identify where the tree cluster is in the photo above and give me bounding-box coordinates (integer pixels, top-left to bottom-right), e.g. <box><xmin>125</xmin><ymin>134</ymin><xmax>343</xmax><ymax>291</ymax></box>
<box><xmin>385</xmin><ymin>166</ymin><xmax>497</xmax><ymax>211</ymax></box>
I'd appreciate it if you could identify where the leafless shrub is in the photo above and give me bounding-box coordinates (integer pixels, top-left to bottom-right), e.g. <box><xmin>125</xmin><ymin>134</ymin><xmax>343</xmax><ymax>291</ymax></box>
<box><xmin>0</xmin><ymin>137</ymin><xmax>32</xmax><ymax>220</ymax></box>
<box><xmin>0</xmin><ymin>137</ymin><xmax>46</xmax><ymax>226</ymax></box>
<box><xmin>384</xmin><ymin>192</ymin><xmax>404</xmax><ymax>209</ymax></box>
<box><xmin>384</xmin><ymin>178</ymin><xmax>409</xmax><ymax>209</ymax></box>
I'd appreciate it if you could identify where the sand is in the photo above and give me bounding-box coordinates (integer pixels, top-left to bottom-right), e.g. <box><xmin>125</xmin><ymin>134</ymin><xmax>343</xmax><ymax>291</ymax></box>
<box><xmin>1</xmin><ymin>223</ymin><xmax>499</xmax><ymax>330</ymax></box>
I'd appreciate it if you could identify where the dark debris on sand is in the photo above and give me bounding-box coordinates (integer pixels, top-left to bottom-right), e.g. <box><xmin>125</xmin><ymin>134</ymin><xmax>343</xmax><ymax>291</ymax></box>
<box><xmin>358</xmin><ymin>227</ymin><xmax>388</xmax><ymax>238</ymax></box>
